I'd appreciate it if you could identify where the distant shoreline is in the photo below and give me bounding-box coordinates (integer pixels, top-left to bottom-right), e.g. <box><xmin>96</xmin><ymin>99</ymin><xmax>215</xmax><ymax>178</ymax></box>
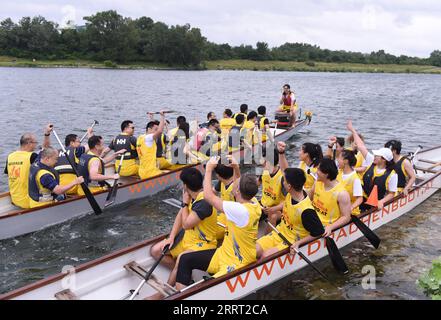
<box><xmin>1</xmin><ymin>56</ymin><xmax>441</xmax><ymax>74</ymax></box>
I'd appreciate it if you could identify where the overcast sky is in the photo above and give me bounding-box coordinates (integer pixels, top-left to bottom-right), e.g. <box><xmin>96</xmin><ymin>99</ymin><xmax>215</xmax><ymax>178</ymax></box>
<box><xmin>1</xmin><ymin>0</ymin><xmax>440</xmax><ymax>57</ymax></box>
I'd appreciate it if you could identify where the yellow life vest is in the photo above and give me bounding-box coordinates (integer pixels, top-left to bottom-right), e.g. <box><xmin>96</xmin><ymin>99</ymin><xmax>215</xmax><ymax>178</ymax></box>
<box><xmin>299</xmin><ymin>161</ymin><xmax>317</xmax><ymax>191</ymax></box>
<box><xmin>219</xmin><ymin>118</ymin><xmax>236</xmax><ymax>132</ymax></box>
<box><xmin>136</xmin><ymin>134</ymin><xmax>161</xmax><ymax>179</ymax></box>
<box><xmin>209</xmin><ymin>200</ymin><xmax>262</xmax><ymax>272</ymax></box>
<box><xmin>312</xmin><ymin>181</ymin><xmax>346</xmax><ymax>226</ymax></box>
<box><xmin>233</xmin><ymin>113</ymin><xmax>247</xmax><ymax>127</ymax></box>
<box><xmin>280</xmin><ymin>102</ymin><xmax>299</xmax><ymax>112</ymax></box>
<box><xmin>278</xmin><ymin>193</ymin><xmax>315</xmax><ymax>243</ymax></box>
<box><xmin>182</xmin><ymin>191</ymin><xmax>218</xmax><ymax>250</ymax></box>
<box><xmin>355</xmin><ymin>151</ymin><xmax>365</xmax><ymax>179</ymax></box>
<box><xmin>242</xmin><ymin>120</ymin><xmax>256</xmax><ymax>146</ymax></box>
<box><xmin>7</xmin><ymin>151</ymin><xmax>33</xmax><ymax>208</ymax></box>
<box><xmin>337</xmin><ymin>170</ymin><xmax>361</xmax><ymax>215</ymax></box>
<box><xmin>257</xmin><ymin>116</ymin><xmax>268</xmax><ymax>143</ymax></box>
<box><xmin>260</xmin><ymin>168</ymin><xmax>285</xmax><ymax>207</ymax></box>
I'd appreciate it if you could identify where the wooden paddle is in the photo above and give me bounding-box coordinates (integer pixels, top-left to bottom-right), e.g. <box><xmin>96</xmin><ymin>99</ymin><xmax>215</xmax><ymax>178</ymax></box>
<box><xmin>129</xmin><ymin>244</ymin><xmax>170</xmax><ymax>300</ymax></box>
<box><xmin>53</xmin><ymin>128</ymin><xmax>102</xmax><ymax>215</ymax></box>
<box><xmin>104</xmin><ymin>154</ymin><xmax>125</xmax><ymax>207</ymax></box>
<box><xmin>79</xmin><ymin>120</ymin><xmax>99</xmax><ymax>143</ymax></box>
<box><xmin>264</xmin><ymin>219</ymin><xmax>330</xmax><ymax>282</ymax></box>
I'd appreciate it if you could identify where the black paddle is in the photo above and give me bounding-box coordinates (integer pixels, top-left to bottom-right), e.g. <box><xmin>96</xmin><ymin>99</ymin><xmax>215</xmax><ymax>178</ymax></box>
<box><xmin>104</xmin><ymin>154</ymin><xmax>124</xmax><ymax>207</ymax></box>
<box><xmin>350</xmin><ymin>215</ymin><xmax>380</xmax><ymax>249</ymax></box>
<box><xmin>53</xmin><ymin>128</ymin><xmax>103</xmax><ymax>215</ymax></box>
<box><xmin>265</xmin><ymin>219</ymin><xmax>330</xmax><ymax>282</ymax></box>
<box><xmin>324</xmin><ymin>237</ymin><xmax>349</xmax><ymax>274</ymax></box>
<box><xmin>79</xmin><ymin>120</ymin><xmax>99</xmax><ymax>143</ymax></box>
<box><xmin>129</xmin><ymin>243</ymin><xmax>170</xmax><ymax>300</ymax></box>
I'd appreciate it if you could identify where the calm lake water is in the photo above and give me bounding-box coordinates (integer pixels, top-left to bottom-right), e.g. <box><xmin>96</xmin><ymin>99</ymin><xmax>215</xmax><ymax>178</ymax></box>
<box><xmin>0</xmin><ymin>68</ymin><xmax>440</xmax><ymax>299</ymax></box>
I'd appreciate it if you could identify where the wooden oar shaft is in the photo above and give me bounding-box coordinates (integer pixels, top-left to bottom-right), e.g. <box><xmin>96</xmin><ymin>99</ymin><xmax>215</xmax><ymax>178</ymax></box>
<box><xmin>79</xmin><ymin>120</ymin><xmax>98</xmax><ymax>143</ymax></box>
<box><xmin>265</xmin><ymin>219</ymin><xmax>330</xmax><ymax>282</ymax></box>
<box><xmin>128</xmin><ymin>244</ymin><xmax>170</xmax><ymax>300</ymax></box>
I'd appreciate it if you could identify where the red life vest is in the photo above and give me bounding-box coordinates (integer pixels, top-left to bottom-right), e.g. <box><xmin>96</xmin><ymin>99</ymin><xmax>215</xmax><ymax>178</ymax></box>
<box><xmin>282</xmin><ymin>93</ymin><xmax>292</xmax><ymax>106</ymax></box>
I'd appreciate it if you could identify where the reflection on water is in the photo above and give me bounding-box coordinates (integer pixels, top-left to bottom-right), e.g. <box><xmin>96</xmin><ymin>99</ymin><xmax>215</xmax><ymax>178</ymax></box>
<box><xmin>0</xmin><ymin>69</ymin><xmax>441</xmax><ymax>298</ymax></box>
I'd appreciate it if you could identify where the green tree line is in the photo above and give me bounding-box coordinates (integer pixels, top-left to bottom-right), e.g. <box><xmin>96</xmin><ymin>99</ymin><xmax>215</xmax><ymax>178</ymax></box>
<box><xmin>1</xmin><ymin>10</ymin><xmax>440</xmax><ymax>67</ymax></box>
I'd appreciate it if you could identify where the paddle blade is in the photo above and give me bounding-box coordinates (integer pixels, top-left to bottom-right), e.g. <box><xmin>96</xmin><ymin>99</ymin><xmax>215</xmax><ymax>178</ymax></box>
<box><xmin>80</xmin><ymin>183</ymin><xmax>102</xmax><ymax>215</ymax></box>
<box><xmin>104</xmin><ymin>182</ymin><xmax>119</xmax><ymax>207</ymax></box>
<box><xmin>325</xmin><ymin>237</ymin><xmax>348</xmax><ymax>274</ymax></box>
<box><xmin>365</xmin><ymin>185</ymin><xmax>379</xmax><ymax>207</ymax></box>
<box><xmin>351</xmin><ymin>215</ymin><xmax>381</xmax><ymax>249</ymax></box>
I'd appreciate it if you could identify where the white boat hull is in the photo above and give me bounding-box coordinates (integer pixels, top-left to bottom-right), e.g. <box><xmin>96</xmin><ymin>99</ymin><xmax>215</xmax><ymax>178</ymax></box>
<box><xmin>0</xmin><ymin>120</ymin><xmax>309</xmax><ymax>240</ymax></box>
<box><xmin>2</xmin><ymin>145</ymin><xmax>439</xmax><ymax>300</ymax></box>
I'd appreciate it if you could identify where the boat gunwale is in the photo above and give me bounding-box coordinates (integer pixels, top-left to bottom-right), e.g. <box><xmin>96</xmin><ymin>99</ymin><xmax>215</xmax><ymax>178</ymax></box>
<box><xmin>0</xmin><ymin>121</ymin><xmax>307</xmax><ymax>222</ymax></box>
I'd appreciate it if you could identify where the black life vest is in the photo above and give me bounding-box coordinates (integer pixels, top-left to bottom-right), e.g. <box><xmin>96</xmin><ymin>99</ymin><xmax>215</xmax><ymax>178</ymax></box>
<box><xmin>54</xmin><ymin>146</ymin><xmax>78</xmax><ymax>174</ymax></box>
<box><xmin>112</xmin><ymin>134</ymin><xmax>138</xmax><ymax>161</ymax></box>
<box><xmin>362</xmin><ymin>164</ymin><xmax>393</xmax><ymax>200</ymax></box>
<box><xmin>394</xmin><ymin>156</ymin><xmax>408</xmax><ymax>188</ymax></box>
<box><xmin>78</xmin><ymin>153</ymin><xmax>106</xmax><ymax>187</ymax></box>
<box><xmin>29</xmin><ymin>161</ymin><xmax>60</xmax><ymax>202</ymax></box>
<box><xmin>156</xmin><ymin>133</ymin><xmax>167</xmax><ymax>158</ymax></box>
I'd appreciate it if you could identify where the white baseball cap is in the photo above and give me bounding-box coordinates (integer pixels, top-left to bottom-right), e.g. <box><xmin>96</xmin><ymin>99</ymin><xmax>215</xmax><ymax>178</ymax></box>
<box><xmin>372</xmin><ymin>147</ymin><xmax>393</xmax><ymax>162</ymax></box>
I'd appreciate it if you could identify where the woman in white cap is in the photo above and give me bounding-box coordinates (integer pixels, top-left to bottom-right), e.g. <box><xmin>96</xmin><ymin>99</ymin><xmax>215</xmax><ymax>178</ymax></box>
<box><xmin>346</xmin><ymin>120</ymin><xmax>398</xmax><ymax>211</ymax></box>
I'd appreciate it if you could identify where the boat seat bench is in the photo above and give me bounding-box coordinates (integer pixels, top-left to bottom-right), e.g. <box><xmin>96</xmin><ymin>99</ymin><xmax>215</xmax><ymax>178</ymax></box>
<box><xmin>124</xmin><ymin>261</ymin><xmax>177</xmax><ymax>297</ymax></box>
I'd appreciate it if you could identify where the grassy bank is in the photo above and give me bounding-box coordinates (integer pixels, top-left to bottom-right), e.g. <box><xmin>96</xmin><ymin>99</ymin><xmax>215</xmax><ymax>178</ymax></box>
<box><xmin>1</xmin><ymin>56</ymin><xmax>441</xmax><ymax>74</ymax></box>
<box><xmin>206</xmin><ymin>60</ymin><xmax>441</xmax><ymax>74</ymax></box>
<box><xmin>0</xmin><ymin>56</ymin><xmax>178</xmax><ymax>70</ymax></box>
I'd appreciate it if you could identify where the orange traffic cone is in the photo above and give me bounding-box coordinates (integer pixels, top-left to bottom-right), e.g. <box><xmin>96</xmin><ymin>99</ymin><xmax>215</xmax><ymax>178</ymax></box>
<box><xmin>365</xmin><ymin>185</ymin><xmax>379</xmax><ymax>207</ymax></box>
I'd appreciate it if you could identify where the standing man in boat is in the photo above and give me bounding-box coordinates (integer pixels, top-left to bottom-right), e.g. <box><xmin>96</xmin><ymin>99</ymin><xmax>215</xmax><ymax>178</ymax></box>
<box><xmin>256</xmin><ymin>142</ymin><xmax>324</xmax><ymax>260</ymax></box>
<box><xmin>346</xmin><ymin>120</ymin><xmax>398</xmax><ymax>210</ymax></box>
<box><xmin>174</xmin><ymin>157</ymin><xmax>262</xmax><ymax>290</ymax></box>
<box><xmin>55</xmin><ymin>128</ymin><xmax>94</xmax><ymax>195</ymax></box>
<box><xmin>136</xmin><ymin>112</ymin><xmax>167</xmax><ymax>179</ymax></box>
<box><xmin>309</xmin><ymin>158</ymin><xmax>352</xmax><ymax>236</ymax></box>
<box><xmin>4</xmin><ymin>124</ymin><xmax>53</xmax><ymax>209</ymax></box>
<box><xmin>29</xmin><ymin>147</ymin><xmax>84</xmax><ymax>208</ymax></box>
<box><xmin>384</xmin><ymin>140</ymin><xmax>416</xmax><ymax>196</ymax></box>
<box><xmin>100</xmin><ymin>120</ymin><xmax>139</xmax><ymax>177</ymax></box>
<box><xmin>148</xmin><ymin>167</ymin><xmax>218</xmax><ymax>298</ymax></box>
<box><xmin>77</xmin><ymin>136</ymin><xmax>124</xmax><ymax>195</ymax></box>
<box><xmin>277</xmin><ymin>84</ymin><xmax>297</xmax><ymax>127</ymax></box>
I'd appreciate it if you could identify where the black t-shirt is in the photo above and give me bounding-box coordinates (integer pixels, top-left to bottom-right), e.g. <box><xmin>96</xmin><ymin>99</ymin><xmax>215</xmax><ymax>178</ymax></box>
<box><xmin>191</xmin><ymin>199</ymin><xmax>213</xmax><ymax>220</ymax></box>
<box><xmin>4</xmin><ymin>152</ymin><xmax>39</xmax><ymax>174</ymax></box>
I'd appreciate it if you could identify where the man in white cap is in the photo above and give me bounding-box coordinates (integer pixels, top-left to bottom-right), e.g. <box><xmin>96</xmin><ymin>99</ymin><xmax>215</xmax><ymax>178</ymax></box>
<box><xmin>346</xmin><ymin>120</ymin><xmax>398</xmax><ymax>211</ymax></box>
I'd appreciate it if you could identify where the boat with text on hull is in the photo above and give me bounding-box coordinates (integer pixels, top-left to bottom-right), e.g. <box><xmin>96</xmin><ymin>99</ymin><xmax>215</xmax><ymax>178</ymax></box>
<box><xmin>0</xmin><ymin>118</ymin><xmax>310</xmax><ymax>240</ymax></box>
<box><xmin>1</xmin><ymin>144</ymin><xmax>439</xmax><ymax>300</ymax></box>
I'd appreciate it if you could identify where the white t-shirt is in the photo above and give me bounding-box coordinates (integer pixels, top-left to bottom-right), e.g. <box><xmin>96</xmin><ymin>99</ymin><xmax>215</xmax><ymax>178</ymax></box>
<box><xmin>341</xmin><ymin>171</ymin><xmax>363</xmax><ymax>197</ymax></box>
<box><xmin>222</xmin><ymin>201</ymin><xmax>250</xmax><ymax>228</ymax></box>
<box><xmin>362</xmin><ymin>152</ymin><xmax>375</xmax><ymax>167</ymax></box>
<box><xmin>144</xmin><ymin>133</ymin><xmax>154</xmax><ymax>148</ymax></box>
